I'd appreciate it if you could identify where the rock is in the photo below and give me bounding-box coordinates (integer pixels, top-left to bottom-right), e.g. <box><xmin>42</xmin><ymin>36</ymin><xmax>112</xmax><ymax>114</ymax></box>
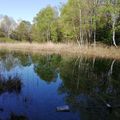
<box><xmin>56</xmin><ymin>105</ymin><xmax>70</xmax><ymax>112</ymax></box>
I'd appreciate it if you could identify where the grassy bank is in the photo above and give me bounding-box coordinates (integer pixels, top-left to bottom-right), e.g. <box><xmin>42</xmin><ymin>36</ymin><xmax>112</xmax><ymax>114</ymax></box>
<box><xmin>0</xmin><ymin>37</ymin><xmax>16</xmax><ymax>43</ymax></box>
<box><xmin>0</xmin><ymin>42</ymin><xmax>120</xmax><ymax>60</ymax></box>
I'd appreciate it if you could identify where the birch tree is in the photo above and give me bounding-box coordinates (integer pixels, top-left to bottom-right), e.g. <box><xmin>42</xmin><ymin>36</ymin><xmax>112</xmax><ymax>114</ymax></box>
<box><xmin>105</xmin><ymin>0</ymin><xmax>120</xmax><ymax>47</ymax></box>
<box><xmin>111</xmin><ymin>0</ymin><xmax>120</xmax><ymax>47</ymax></box>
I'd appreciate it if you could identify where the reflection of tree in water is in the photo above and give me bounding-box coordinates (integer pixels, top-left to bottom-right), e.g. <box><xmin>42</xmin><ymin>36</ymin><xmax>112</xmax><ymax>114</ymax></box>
<box><xmin>0</xmin><ymin>51</ymin><xmax>33</xmax><ymax>71</ymax></box>
<box><xmin>0</xmin><ymin>52</ymin><xmax>33</xmax><ymax>119</ymax></box>
<box><xmin>0</xmin><ymin>52</ymin><xmax>26</xmax><ymax>95</ymax></box>
<box><xmin>0</xmin><ymin>51</ymin><xmax>120</xmax><ymax>119</ymax></box>
<box><xmin>10</xmin><ymin>113</ymin><xmax>28</xmax><ymax>120</ymax></box>
<box><xmin>59</xmin><ymin>57</ymin><xmax>120</xmax><ymax>120</ymax></box>
<box><xmin>13</xmin><ymin>52</ymin><xmax>33</xmax><ymax>66</ymax></box>
<box><xmin>34</xmin><ymin>54</ymin><xmax>61</xmax><ymax>83</ymax></box>
<box><xmin>0</xmin><ymin>54</ymin><xmax>21</xmax><ymax>71</ymax></box>
<box><xmin>0</xmin><ymin>52</ymin><xmax>62</xmax><ymax>84</ymax></box>
<box><xmin>0</xmin><ymin>51</ymin><xmax>62</xmax><ymax>84</ymax></box>
<box><xmin>0</xmin><ymin>75</ymin><xmax>22</xmax><ymax>94</ymax></box>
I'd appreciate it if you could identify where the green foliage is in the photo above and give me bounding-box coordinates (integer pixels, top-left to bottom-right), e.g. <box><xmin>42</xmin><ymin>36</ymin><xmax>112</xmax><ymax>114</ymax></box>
<box><xmin>11</xmin><ymin>20</ymin><xmax>32</xmax><ymax>42</ymax></box>
<box><xmin>0</xmin><ymin>0</ymin><xmax>120</xmax><ymax>45</ymax></box>
<box><xmin>34</xmin><ymin>54</ymin><xmax>62</xmax><ymax>83</ymax></box>
<box><xmin>33</xmin><ymin>6</ymin><xmax>62</xmax><ymax>42</ymax></box>
<box><xmin>0</xmin><ymin>28</ymin><xmax>5</xmax><ymax>37</ymax></box>
<box><xmin>60</xmin><ymin>0</ymin><xmax>120</xmax><ymax>45</ymax></box>
<box><xmin>60</xmin><ymin>0</ymin><xmax>79</xmax><ymax>41</ymax></box>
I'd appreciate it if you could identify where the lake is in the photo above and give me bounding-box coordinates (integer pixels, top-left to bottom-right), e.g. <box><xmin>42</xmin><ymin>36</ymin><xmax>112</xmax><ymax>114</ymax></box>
<box><xmin>0</xmin><ymin>51</ymin><xmax>120</xmax><ymax>120</ymax></box>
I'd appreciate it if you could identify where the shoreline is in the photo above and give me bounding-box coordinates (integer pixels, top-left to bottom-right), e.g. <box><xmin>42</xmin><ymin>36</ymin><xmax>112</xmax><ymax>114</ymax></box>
<box><xmin>0</xmin><ymin>42</ymin><xmax>120</xmax><ymax>60</ymax></box>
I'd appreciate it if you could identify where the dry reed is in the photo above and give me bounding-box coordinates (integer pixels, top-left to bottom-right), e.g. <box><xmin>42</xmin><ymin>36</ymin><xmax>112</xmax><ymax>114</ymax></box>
<box><xmin>0</xmin><ymin>42</ymin><xmax>120</xmax><ymax>60</ymax></box>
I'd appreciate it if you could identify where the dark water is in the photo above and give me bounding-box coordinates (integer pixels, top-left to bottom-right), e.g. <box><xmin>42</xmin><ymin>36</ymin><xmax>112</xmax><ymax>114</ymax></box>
<box><xmin>0</xmin><ymin>51</ymin><xmax>120</xmax><ymax>120</ymax></box>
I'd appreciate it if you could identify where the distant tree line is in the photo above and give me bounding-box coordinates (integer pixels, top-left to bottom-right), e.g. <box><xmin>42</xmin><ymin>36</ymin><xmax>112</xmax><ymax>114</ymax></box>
<box><xmin>0</xmin><ymin>0</ymin><xmax>120</xmax><ymax>46</ymax></box>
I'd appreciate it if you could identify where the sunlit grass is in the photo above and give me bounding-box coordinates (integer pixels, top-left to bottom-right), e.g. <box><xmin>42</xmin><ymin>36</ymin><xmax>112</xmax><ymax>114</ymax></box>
<box><xmin>0</xmin><ymin>42</ymin><xmax>120</xmax><ymax>60</ymax></box>
<box><xmin>0</xmin><ymin>37</ymin><xmax>16</xmax><ymax>43</ymax></box>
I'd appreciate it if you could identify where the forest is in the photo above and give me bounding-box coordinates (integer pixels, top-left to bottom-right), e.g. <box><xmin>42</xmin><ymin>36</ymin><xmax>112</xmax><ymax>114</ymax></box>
<box><xmin>0</xmin><ymin>0</ymin><xmax>120</xmax><ymax>47</ymax></box>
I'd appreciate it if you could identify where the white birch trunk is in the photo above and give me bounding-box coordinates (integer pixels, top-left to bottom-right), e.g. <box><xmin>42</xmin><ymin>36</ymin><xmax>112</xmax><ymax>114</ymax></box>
<box><xmin>112</xmin><ymin>17</ymin><xmax>117</xmax><ymax>47</ymax></box>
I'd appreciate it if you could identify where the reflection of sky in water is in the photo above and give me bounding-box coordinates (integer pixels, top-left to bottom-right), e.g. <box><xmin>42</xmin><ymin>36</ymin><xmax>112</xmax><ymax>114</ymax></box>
<box><xmin>0</xmin><ymin>63</ymin><xmax>79</xmax><ymax>120</ymax></box>
<box><xmin>0</xmin><ymin>53</ymin><xmax>120</xmax><ymax>120</ymax></box>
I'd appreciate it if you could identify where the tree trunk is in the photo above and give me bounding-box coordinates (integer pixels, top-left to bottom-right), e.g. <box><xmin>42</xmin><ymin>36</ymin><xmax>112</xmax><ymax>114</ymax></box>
<box><xmin>79</xmin><ymin>9</ymin><xmax>83</xmax><ymax>45</ymax></box>
<box><xmin>112</xmin><ymin>19</ymin><xmax>117</xmax><ymax>47</ymax></box>
<box><xmin>72</xmin><ymin>19</ymin><xmax>80</xmax><ymax>46</ymax></box>
<box><xmin>93</xmin><ymin>30</ymin><xmax>96</xmax><ymax>47</ymax></box>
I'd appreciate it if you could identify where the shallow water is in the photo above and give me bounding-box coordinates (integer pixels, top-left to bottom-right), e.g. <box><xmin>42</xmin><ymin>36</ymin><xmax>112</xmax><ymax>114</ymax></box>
<box><xmin>0</xmin><ymin>51</ymin><xmax>120</xmax><ymax>120</ymax></box>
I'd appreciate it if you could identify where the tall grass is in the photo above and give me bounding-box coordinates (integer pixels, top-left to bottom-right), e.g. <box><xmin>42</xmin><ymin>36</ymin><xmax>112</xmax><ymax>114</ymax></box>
<box><xmin>0</xmin><ymin>42</ymin><xmax>120</xmax><ymax>60</ymax></box>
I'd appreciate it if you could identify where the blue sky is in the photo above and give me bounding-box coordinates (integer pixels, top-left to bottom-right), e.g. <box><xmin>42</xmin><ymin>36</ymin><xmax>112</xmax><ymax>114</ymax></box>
<box><xmin>0</xmin><ymin>0</ymin><xmax>67</xmax><ymax>22</ymax></box>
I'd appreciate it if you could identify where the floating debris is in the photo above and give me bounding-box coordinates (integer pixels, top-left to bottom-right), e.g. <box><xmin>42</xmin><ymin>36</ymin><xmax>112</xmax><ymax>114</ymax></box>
<box><xmin>106</xmin><ymin>103</ymin><xmax>112</xmax><ymax>108</ymax></box>
<box><xmin>56</xmin><ymin>105</ymin><xmax>70</xmax><ymax>112</ymax></box>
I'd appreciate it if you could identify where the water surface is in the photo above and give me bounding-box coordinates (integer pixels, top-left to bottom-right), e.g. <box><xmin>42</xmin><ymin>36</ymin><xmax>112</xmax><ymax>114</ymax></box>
<box><xmin>0</xmin><ymin>51</ymin><xmax>120</xmax><ymax>120</ymax></box>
